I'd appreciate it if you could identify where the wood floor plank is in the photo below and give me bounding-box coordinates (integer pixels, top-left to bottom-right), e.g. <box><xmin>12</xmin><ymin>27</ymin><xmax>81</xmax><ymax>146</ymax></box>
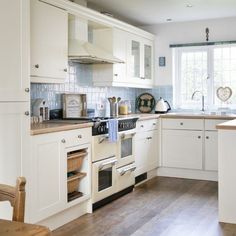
<box><xmin>53</xmin><ymin>177</ymin><xmax>236</xmax><ymax>236</ymax></box>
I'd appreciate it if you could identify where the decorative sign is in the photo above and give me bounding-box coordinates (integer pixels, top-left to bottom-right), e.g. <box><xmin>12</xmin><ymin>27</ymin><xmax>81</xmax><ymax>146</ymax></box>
<box><xmin>216</xmin><ymin>87</ymin><xmax>232</xmax><ymax>102</ymax></box>
<box><xmin>159</xmin><ymin>57</ymin><xmax>166</xmax><ymax>67</ymax></box>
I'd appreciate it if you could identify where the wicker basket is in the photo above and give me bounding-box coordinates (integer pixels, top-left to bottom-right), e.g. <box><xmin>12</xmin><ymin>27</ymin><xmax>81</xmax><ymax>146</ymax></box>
<box><xmin>67</xmin><ymin>172</ymin><xmax>86</xmax><ymax>194</ymax></box>
<box><xmin>67</xmin><ymin>150</ymin><xmax>87</xmax><ymax>173</ymax></box>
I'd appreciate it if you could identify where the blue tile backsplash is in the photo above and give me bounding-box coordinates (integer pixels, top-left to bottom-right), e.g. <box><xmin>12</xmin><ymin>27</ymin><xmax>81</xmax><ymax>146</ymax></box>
<box><xmin>30</xmin><ymin>63</ymin><xmax>173</xmax><ymax>116</ymax></box>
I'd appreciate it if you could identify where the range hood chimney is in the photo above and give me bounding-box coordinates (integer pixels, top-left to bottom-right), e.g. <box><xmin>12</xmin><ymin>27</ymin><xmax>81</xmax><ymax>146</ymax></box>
<box><xmin>68</xmin><ymin>15</ymin><xmax>124</xmax><ymax>64</ymax></box>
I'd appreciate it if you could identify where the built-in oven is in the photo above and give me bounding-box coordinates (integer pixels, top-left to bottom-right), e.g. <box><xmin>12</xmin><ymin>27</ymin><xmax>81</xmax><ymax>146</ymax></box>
<box><xmin>92</xmin><ymin>156</ymin><xmax>117</xmax><ymax>203</ymax></box>
<box><xmin>117</xmin><ymin>130</ymin><xmax>136</xmax><ymax>168</ymax></box>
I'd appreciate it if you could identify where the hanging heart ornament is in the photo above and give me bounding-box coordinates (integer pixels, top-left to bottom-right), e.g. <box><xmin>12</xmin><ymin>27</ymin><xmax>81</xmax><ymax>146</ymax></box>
<box><xmin>216</xmin><ymin>86</ymin><xmax>232</xmax><ymax>102</ymax></box>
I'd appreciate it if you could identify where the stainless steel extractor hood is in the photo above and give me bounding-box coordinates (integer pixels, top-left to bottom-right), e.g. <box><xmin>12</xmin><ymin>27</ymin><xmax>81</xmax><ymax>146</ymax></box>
<box><xmin>68</xmin><ymin>16</ymin><xmax>124</xmax><ymax>64</ymax></box>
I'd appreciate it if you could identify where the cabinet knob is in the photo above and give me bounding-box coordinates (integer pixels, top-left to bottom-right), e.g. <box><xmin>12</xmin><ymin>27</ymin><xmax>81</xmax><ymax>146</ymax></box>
<box><xmin>198</xmin><ymin>136</ymin><xmax>201</xmax><ymax>139</ymax></box>
<box><xmin>64</xmin><ymin>68</ymin><xmax>68</xmax><ymax>72</ymax></box>
<box><xmin>24</xmin><ymin>111</ymin><xmax>29</xmax><ymax>116</ymax></box>
<box><xmin>61</xmin><ymin>139</ymin><xmax>66</xmax><ymax>143</ymax></box>
<box><xmin>180</xmin><ymin>122</ymin><xmax>183</xmax><ymax>126</ymax></box>
<box><xmin>78</xmin><ymin>135</ymin><xmax>82</xmax><ymax>139</ymax></box>
<box><xmin>140</xmin><ymin>77</ymin><xmax>145</xmax><ymax>80</ymax></box>
<box><xmin>153</xmin><ymin>123</ymin><xmax>156</xmax><ymax>125</ymax></box>
<box><xmin>35</xmin><ymin>64</ymin><xmax>39</xmax><ymax>69</ymax></box>
<box><xmin>114</xmin><ymin>74</ymin><xmax>118</xmax><ymax>77</ymax></box>
<box><xmin>140</xmin><ymin>125</ymin><xmax>144</xmax><ymax>128</ymax></box>
<box><xmin>206</xmin><ymin>136</ymin><xmax>209</xmax><ymax>139</ymax></box>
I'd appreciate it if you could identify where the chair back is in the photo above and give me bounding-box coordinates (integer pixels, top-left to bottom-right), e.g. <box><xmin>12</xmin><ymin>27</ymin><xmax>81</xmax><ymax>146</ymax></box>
<box><xmin>0</xmin><ymin>177</ymin><xmax>26</xmax><ymax>222</ymax></box>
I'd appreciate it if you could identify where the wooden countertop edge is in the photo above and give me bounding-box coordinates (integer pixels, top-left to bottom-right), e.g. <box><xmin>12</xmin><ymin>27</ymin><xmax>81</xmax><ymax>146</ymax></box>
<box><xmin>160</xmin><ymin>114</ymin><xmax>236</xmax><ymax>120</ymax></box>
<box><xmin>31</xmin><ymin>123</ymin><xmax>93</xmax><ymax>135</ymax></box>
<box><xmin>216</xmin><ymin>120</ymin><xmax>236</xmax><ymax>130</ymax></box>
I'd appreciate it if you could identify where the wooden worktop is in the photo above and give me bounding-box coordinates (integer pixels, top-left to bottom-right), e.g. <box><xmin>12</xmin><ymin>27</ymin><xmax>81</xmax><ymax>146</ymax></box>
<box><xmin>216</xmin><ymin>119</ymin><xmax>236</xmax><ymax>130</ymax></box>
<box><xmin>31</xmin><ymin>121</ymin><xmax>93</xmax><ymax>135</ymax></box>
<box><xmin>161</xmin><ymin>113</ymin><xmax>236</xmax><ymax>120</ymax></box>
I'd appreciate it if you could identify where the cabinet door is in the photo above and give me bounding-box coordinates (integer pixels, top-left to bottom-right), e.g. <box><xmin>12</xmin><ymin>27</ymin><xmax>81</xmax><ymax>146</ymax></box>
<box><xmin>0</xmin><ymin>0</ymin><xmax>30</xmax><ymax>101</ymax></box>
<box><xmin>135</xmin><ymin>130</ymin><xmax>158</xmax><ymax>176</ymax></box>
<box><xmin>0</xmin><ymin>102</ymin><xmax>30</xmax><ymax>220</ymax></box>
<box><xmin>31</xmin><ymin>0</ymin><xmax>68</xmax><ymax>83</ymax></box>
<box><xmin>143</xmin><ymin>39</ymin><xmax>154</xmax><ymax>85</ymax></box>
<box><xmin>147</xmin><ymin>130</ymin><xmax>159</xmax><ymax>172</ymax></box>
<box><xmin>162</xmin><ymin>130</ymin><xmax>203</xmax><ymax>169</ymax></box>
<box><xmin>205</xmin><ymin>131</ymin><xmax>218</xmax><ymax>171</ymax></box>
<box><xmin>30</xmin><ymin>133</ymin><xmax>67</xmax><ymax>222</ymax></box>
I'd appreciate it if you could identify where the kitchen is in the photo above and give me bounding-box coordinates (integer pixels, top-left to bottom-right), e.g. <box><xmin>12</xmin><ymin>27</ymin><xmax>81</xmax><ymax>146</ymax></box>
<box><xmin>1</xmin><ymin>0</ymin><xmax>236</xmax><ymax>235</ymax></box>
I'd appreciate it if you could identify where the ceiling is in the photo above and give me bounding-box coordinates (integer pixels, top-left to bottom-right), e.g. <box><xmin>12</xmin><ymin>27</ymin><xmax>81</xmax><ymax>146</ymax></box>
<box><xmin>86</xmin><ymin>0</ymin><xmax>236</xmax><ymax>26</ymax></box>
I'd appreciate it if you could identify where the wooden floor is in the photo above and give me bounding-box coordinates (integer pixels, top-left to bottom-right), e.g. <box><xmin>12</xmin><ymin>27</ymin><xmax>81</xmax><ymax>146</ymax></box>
<box><xmin>53</xmin><ymin>177</ymin><xmax>236</xmax><ymax>236</ymax></box>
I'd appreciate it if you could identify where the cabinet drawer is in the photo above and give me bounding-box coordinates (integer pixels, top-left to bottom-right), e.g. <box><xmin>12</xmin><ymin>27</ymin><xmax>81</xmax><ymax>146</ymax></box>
<box><xmin>162</xmin><ymin>118</ymin><xmax>203</xmax><ymax>130</ymax></box>
<box><xmin>136</xmin><ymin>119</ymin><xmax>158</xmax><ymax>132</ymax></box>
<box><xmin>63</xmin><ymin>128</ymin><xmax>92</xmax><ymax>147</ymax></box>
<box><xmin>205</xmin><ymin>119</ymin><xmax>229</xmax><ymax>131</ymax></box>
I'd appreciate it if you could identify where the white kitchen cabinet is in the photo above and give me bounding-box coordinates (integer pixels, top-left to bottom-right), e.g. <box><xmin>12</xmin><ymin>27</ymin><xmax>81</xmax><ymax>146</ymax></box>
<box><xmin>30</xmin><ymin>132</ymin><xmax>67</xmax><ymax>223</ymax></box>
<box><xmin>204</xmin><ymin>131</ymin><xmax>218</xmax><ymax>171</ymax></box>
<box><xmin>93</xmin><ymin>28</ymin><xmax>128</xmax><ymax>86</ymax></box>
<box><xmin>0</xmin><ymin>103</ymin><xmax>30</xmax><ymax>220</ymax></box>
<box><xmin>127</xmin><ymin>33</ymin><xmax>154</xmax><ymax>88</ymax></box>
<box><xmin>0</xmin><ymin>0</ymin><xmax>30</xmax><ymax>101</ymax></box>
<box><xmin>162</xmin><ymin>130</ymin><xmax>203</xmax><ymax>170</ymax></box>
<box><xmin>135</xmin><ymin>119</ymin><xmax>159</xmax><ymax>177</ymax></box>
<box><xmin>29</xmin><ymin>128</ymin><xmax>92</xmax><ymax>223</ymax></box>
<box><xmin>31</xmin><ymin>0</ymin><xmax>68</xmax><ymax>83</ymax></box>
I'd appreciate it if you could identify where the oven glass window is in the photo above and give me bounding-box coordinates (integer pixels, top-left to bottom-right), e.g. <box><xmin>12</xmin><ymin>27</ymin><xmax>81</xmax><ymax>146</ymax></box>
<box><xmin>98</xmin><ymin>167</ymin><xmax>112</xmax><ymax>191</ymax></box>
<box><xmin>121</xmin><ymin>138</ymin><xmax>132</xmax><ymax>158</ymax></box>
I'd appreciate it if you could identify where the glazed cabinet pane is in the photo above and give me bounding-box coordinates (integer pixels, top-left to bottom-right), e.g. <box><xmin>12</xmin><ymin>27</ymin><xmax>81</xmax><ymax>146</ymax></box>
<box><xmin>144</xmin><ymin>44</ymin><xmax>152</xmax><ymax>80</ymax></box>
<box><xmin>131</xmin><ymin>40</ymin><xmax>141</xmax><ymax>78</ymax></box>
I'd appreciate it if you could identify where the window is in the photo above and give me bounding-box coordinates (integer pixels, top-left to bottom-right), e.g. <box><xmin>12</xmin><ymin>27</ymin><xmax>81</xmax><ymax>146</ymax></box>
<box><xmin>173</xmin><ymin>44</ymin><xmax>236</xmax><ymax>110</ymax></box>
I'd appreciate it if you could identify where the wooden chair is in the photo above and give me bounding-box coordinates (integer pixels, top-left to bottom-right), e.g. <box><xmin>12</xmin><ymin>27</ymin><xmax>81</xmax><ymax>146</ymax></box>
<box><xmin>0</xmin><ymin>177</ymin><xmax>26</xmax><ymax>222</ymax></box>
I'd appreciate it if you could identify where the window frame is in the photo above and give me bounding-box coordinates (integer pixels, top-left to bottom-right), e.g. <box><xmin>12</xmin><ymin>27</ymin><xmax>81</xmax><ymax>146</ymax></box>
<box><xmin>173</xmin><ymin>44</ymin><xmax>236</xmax><ymax>110</ymax></box>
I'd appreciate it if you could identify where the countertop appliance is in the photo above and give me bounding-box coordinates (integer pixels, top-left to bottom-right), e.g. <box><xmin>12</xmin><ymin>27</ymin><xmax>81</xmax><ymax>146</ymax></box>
<box><xmin>155</xmin><ymin>97</ymin><xmax>171</xmax><ymax>114</ymax></box>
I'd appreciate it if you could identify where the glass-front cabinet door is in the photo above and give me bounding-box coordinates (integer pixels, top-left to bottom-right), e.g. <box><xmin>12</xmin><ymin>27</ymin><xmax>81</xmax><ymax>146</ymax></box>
<box><xmin>131</xmin><ymin>40</ymin><xmax>141</xmax><ymax>79</ymax></box>
<box><xmin>144</xmin><ymin>44</ymin><xmax>152</xmax><ymax>81</ymax></box>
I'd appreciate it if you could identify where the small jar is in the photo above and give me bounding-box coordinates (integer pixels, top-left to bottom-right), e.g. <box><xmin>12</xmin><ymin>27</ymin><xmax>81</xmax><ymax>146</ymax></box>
<box><xmin>119</xmin><ymin>101</ymin><xmax>129</xmax><ymax>115</ymax></box>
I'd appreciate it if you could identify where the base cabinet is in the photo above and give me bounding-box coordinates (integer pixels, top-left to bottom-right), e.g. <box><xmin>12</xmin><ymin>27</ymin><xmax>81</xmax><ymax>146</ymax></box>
<box><xmin>30</xmin><ymin>132</ymin><xmax>67</xmax><ymax>223</ymax></box>
<box><xmin>204</xmin><ymin>131</ymin><xmax>218</xmax><ymax>171</ymax></box>
<box><xmin>162</xmin><ymin>130</ymin><xmax>203</xmax><ymax>170</ymax></box>
<box><xmin>29</xmin><ymin>128</ymin><xmax>92</xmax><ymax>223</ymax></box>
<box><xmin>135</xmin><ymin>120</ymin><xmax>159</xmax><ymax>177</ymax></box>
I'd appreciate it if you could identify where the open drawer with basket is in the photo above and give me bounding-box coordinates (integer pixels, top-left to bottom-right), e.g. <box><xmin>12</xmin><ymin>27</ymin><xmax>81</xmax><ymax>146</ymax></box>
<box><xmin>66</xmin><ymin>146</ymin><xmax>90</xmax><ymax>202</ymax></box>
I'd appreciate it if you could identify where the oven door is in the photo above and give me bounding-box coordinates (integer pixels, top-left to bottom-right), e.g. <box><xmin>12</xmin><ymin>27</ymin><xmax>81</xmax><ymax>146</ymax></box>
<box><xmin>116</xmin><ymin>163</ymin><xmax>136</xmax><ymax>193</ymax></box>
<box><xmin>92</xmin><ymin>135</ymin><xmax>118</xmax><ymax>162</ymax></box>
<box><xmin>92</xmin><ymin>156</ymin><xmax>117</xmax><ymax>203</ymax></box>
<box><xmin>118</xmin><ymin>130</ymin><xmax>136</xmax><ymax>168</ymax></box>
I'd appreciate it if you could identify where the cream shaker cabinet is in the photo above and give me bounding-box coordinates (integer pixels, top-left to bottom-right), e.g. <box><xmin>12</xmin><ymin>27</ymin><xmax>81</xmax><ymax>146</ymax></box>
<box><xmin>0</xmin><ymin>0</ymin><xmax>30</xmax><ymax>101</ymax></box>
<box><xmin>162</xmin><ymin>129</ymin><xmax>203</xmax><ymax>170</ymax></box>
<box><xmin>29</xmin><ymin>128</ymin><xmax>92</xmax><ymax>223</ymax></box>
<box><xmin>30</xmin><ymin>0</ymin><xmax>68</xmax><ymax>83</ymax></box>
<box><xmin>30</xmin><ymin>132</ymin><xmax>67</xmax><ymax>223</ymax></box>
<box><xmin>127</xmin><ymin>34</ymin><xmax>154</xmax><ymax>88</ymax></box>
<box><xmin>135</xmin><ymin>119</ymin><xmax>159</xmax><ymax>177</ymax></box>
<box><xmin>0</xmin><ymin>103</ymin><xmax>30</xmax><ymax>220</ymax></box>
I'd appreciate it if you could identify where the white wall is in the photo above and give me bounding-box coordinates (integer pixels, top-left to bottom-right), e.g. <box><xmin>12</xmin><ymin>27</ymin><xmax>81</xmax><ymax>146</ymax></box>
<box><xmin>142</xmin><ymin>17</ymin><xmax>236</xmax><ymax>86</ymax></box>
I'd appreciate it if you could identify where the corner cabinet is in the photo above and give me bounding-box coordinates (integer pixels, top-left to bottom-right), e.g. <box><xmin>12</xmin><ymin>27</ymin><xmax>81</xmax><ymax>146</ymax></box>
<box><xmin>127</xmin><ymin>34</ymin><xmax>154</xmax><ymax>88</ymax></box>
<box><xmin>30</xmin><ymin>0</ymin><xmax>68</xmax><ymax>83</ymax></box>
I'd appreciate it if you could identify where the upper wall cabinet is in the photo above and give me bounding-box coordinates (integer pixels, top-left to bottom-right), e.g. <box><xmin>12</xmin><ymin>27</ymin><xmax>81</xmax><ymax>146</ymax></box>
<box><xmin>92</xmin><ymin>28</ymin><xmax>127</xmax><ymax>87</ymax></box>
<box><xmin>30</xmin><ymin>0</ymin><xmax>68</xmax><ymax>83</ymax></box>
<box><xmin>0</xmin><ymin>0</ymin><xmax>30</xmax><ymax>102</ymax></box>
<box><xmin>127</xmin><ymin>34</ymin><xmax>154</xmax><ymax>87</ymax></box>
<box><xmin>92</xmin><ymin>28</ymin><xmax>154</xmax><ymax>88</ymax></box>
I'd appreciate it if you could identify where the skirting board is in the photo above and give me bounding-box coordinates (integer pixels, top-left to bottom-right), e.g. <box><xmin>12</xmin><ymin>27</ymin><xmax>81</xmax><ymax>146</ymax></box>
<box><xmin>157</xmin><ymin>167</ymin><xmax>218</xmax><ymax>181</ymax></box>
<box><xmin>37</xmin><ymin>200</ymin><xmax>91</xmax><ymax>230</ymax></box>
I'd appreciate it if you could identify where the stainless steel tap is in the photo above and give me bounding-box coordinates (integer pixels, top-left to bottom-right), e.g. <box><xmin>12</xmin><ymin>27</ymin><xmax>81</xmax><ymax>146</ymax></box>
<box><xmin>191</xmin><ymin>90</ymin><xmax>205</xmax><ymax>112</ymax></box>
